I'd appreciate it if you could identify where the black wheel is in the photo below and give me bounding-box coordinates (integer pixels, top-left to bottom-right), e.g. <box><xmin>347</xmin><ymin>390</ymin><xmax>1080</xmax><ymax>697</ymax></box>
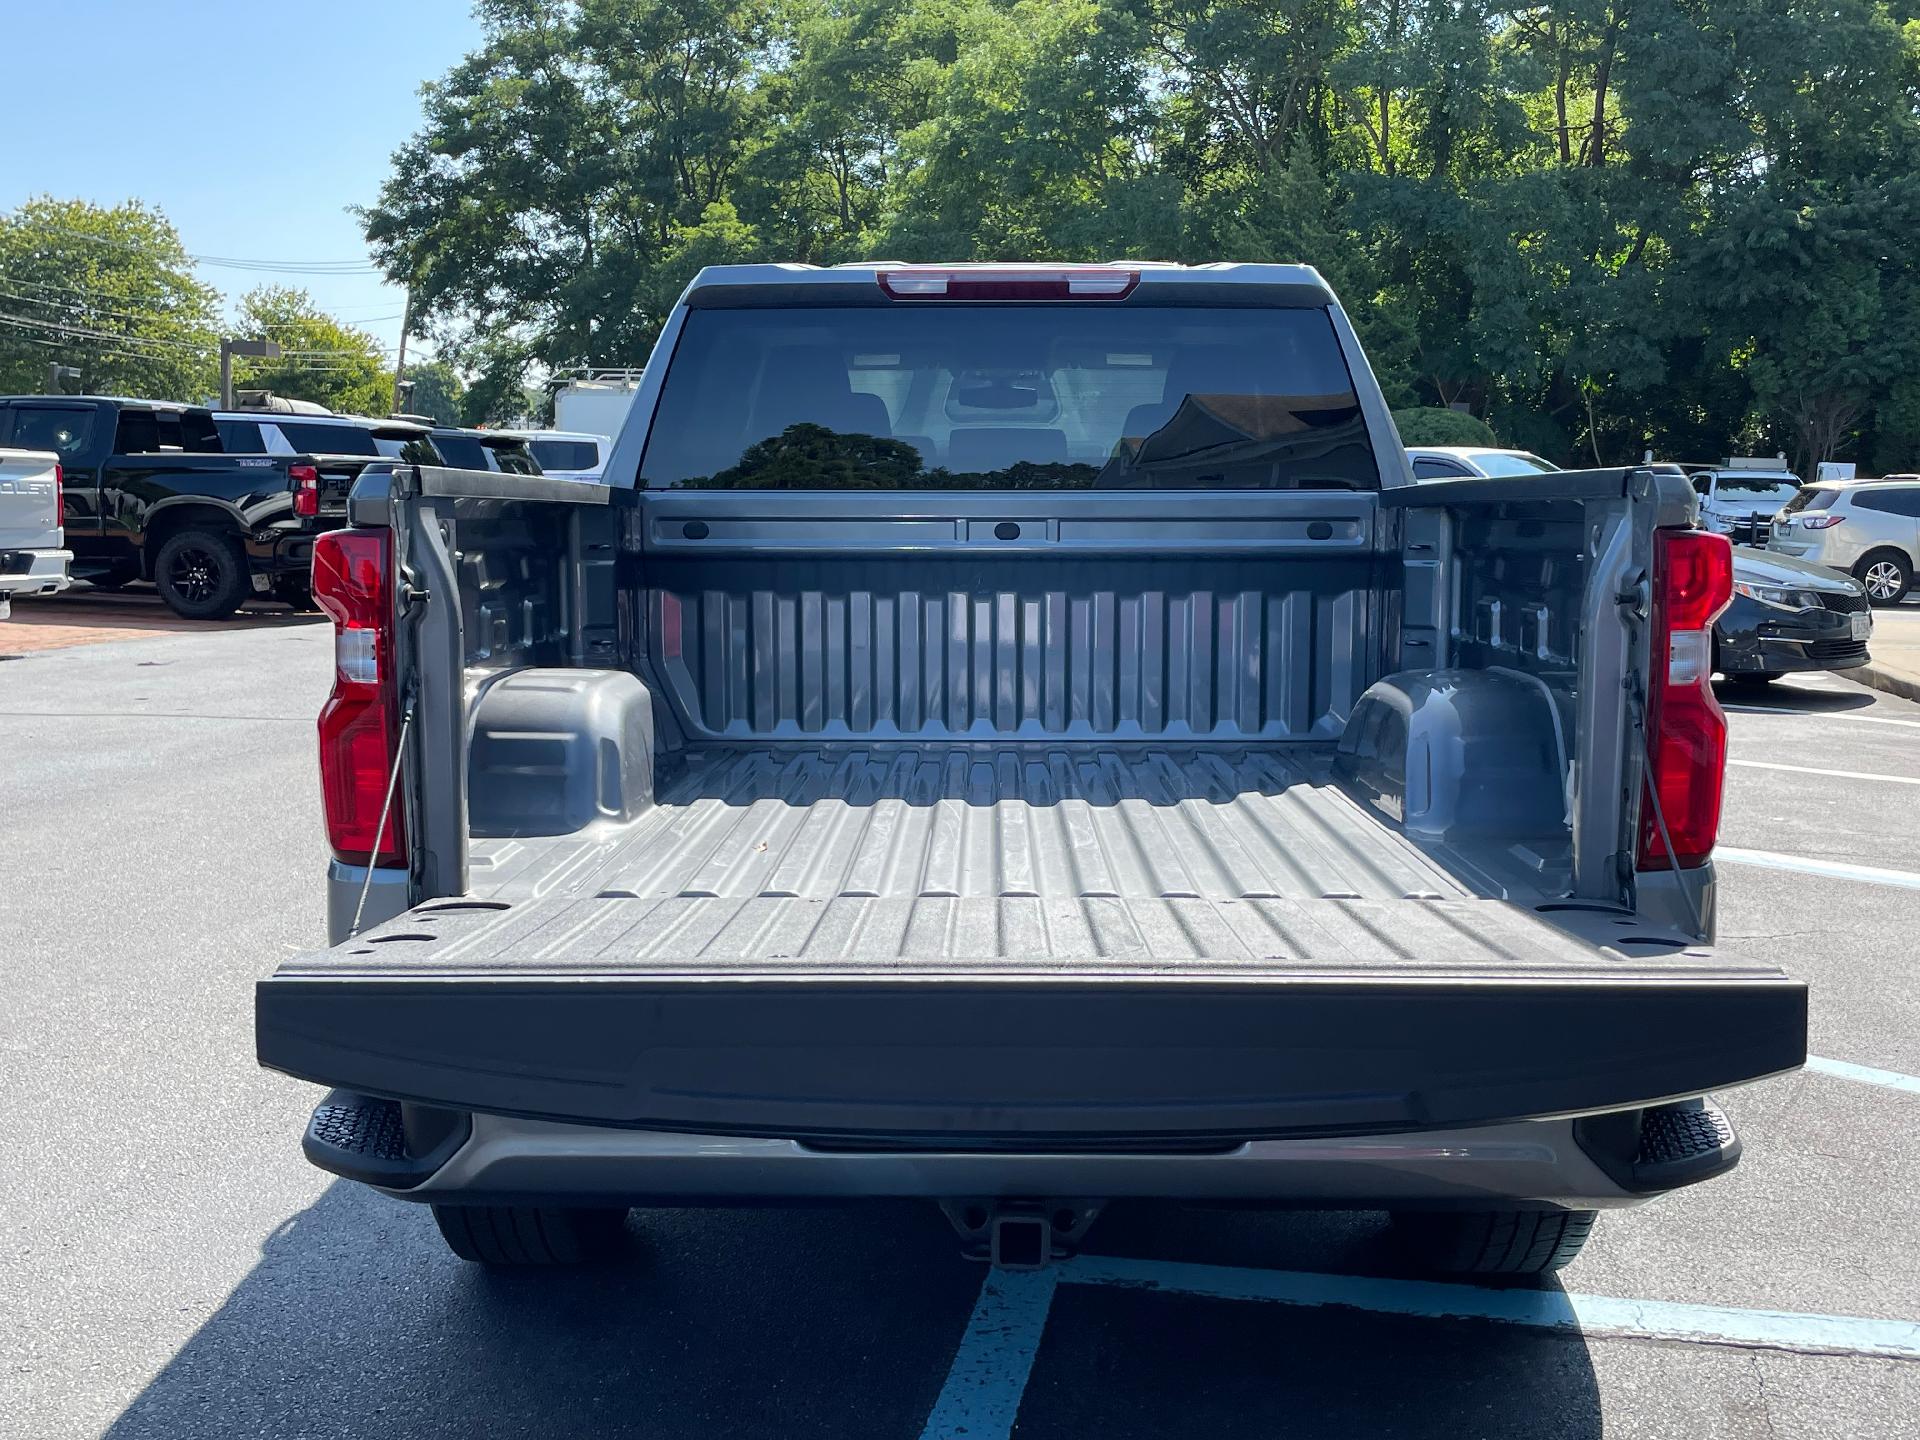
<box><xmin>1390</xmin><ymin>1208</ymin><xmax>1597</xmax><ymax>1276</ymax></box>
<box><xmin>431</xmin><ymin>1204</ymin><xmax>629</xmax><ymax>1266</ymax></box>
<box><xmin>153</xmin><ymin>528</ymin><xmax>250</xmax><ymax>620</ymax></box>
<box><xmin>1854</xmin><ymin>550</ymin><xmax>1911</xmax><ymax>607</ymax></box>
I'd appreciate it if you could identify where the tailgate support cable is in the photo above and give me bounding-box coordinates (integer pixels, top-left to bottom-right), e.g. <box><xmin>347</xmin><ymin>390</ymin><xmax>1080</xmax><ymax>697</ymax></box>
<box><xmin>1626</xmin><ymin>667</ymin><xmax>1705</xmax><ymax>939</ymax></box>
<box><xmin>348</xmin><ymin>698</ymin><xmax>415</xmax><ymax>940</ymax></box>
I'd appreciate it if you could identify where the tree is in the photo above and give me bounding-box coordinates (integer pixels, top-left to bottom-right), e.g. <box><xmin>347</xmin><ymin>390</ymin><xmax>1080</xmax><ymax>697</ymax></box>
<box><xmin>0</xmin><ymin>197</ymin><xmax>221</xmax><ymax>400</ymax></box>
<box><xmin>362</xmin><ymin>0</ymin><xmax>1920</xmax><ymax>471</ymax></box>
<box><xmin>229</xmin><ymin>287</ymin><xmax>391</xmax><ymax>416</ymax></box>
<box><xmin>1393</xmin><ymin>406</ymin><xmax>1499</xmax><ymax>446</ymax></box>
<box><xmin>402</xmin><ymin>357</ymin><xmax>466</xmax><ymax>424</ymax></box>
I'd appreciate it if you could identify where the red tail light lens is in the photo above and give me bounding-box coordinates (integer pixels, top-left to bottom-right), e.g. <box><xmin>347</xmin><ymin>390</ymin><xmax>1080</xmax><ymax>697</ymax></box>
<box><xmin>312</xmin><ymin>528</ymin><xmax>406</xmax><ymax>866</ymax></box>
<box><xmin>290</xmin><ymin>463</ymin><xmax>320</xmax><ymax>518</ymax></box>
<box><xmin>1637</xmin><ymin>529</ymin><xmax>1733</xmax><ymax>870</ymax></box>
<box><xmin>53</xmin><ymin>463</ymin><xmax>63</xmax><ymax>520</ymax></box>
<box><xmin>877</xmin><ymin>266</ymin><xmax>1139</xmax><ymax>300</ymax></box>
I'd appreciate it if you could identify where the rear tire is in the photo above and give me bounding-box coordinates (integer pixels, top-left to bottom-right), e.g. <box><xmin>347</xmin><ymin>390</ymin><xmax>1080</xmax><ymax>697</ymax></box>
<box><xmin>1854</xmin><ymin>550</ymin><xmax>1911</xmax><ymax>607</ymax></box>
<box><xmin>153</xmin><ymin>528</ymin><xmax>250</xmax><ymax>620</ymax></box>
<box><xmin>1390</xmin><ymin>1208</ymin><xmax>1598</xmax><ymax>1276</ymax></box>
<box><xmin>431</xmin><ymin>1203</ymin><xmax>629</xmax><ymax>1266</ymax></box>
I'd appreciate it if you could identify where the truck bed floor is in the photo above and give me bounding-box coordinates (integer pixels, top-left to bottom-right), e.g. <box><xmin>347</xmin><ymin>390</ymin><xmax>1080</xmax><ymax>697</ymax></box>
<box><xmin>329</xmin><ymin>745</ymin><xmax>1655</xmax><ymax>975</ymax></box>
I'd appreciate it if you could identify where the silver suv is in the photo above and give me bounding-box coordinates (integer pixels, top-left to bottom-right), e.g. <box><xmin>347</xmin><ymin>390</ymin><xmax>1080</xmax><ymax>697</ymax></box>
<box><xmin>1769</xmin><ymin>478</ymin><xmax>1920</xmax><ymax>605</ymax></box>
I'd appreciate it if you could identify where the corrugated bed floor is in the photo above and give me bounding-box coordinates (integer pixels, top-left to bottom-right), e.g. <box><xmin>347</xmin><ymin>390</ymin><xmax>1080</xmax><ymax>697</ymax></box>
<box><xmin>313</xmin><ymin>746</ymin><xmax>1660</xmax><ymax>975</ymax></box>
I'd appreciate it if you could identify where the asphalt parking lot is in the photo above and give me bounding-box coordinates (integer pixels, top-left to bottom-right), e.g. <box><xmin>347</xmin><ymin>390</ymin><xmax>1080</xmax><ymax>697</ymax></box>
<box><xmin>5</xmin><ymin>593</ymin><xmax>1920</xmax><ymax>1439</ymax></box>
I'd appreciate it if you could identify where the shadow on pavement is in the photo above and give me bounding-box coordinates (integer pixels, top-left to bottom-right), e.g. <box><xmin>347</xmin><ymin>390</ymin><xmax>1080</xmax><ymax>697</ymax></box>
<box><xmin>101</xmin><ymin>1185</ymin><xmax>1601</xmax><ymax>1439</ymax></box>
<box><xmin>1714</xmin><ymin>677</ymin><xmax>1877</xmax><ymax>712</ymax></box>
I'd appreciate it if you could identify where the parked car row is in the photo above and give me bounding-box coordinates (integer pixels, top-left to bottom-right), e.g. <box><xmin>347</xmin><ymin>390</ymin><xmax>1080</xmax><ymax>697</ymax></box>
<box><xmin>1401</xmin><ymin>444</ymin><xmax>1884</xmax><ymax>688</ymax></box>
<box><xmin>0</xmin><ymin>394</ymin><xmax>575</xmax><ymax>620</ymax></box>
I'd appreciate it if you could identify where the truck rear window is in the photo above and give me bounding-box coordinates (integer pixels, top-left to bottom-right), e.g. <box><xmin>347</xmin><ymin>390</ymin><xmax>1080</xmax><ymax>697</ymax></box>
<box><xmin>529</xmin><ymin>439</ymin><xmax>600</xmax><ymax>471</ymax></box>
<box><xmin>639</xmin><ymin>306</ymin><xmax>1378</xmax><ymax>490</ymax></box>
<box><xmin>1781</xmin><ymin>486</ymin><xmax>1838</xmax><ymax>513</ymax></box>
<box><xmin>276</xmin><ymin>422</ymin><xmax>380</xmax><ymax>456</ymax></box>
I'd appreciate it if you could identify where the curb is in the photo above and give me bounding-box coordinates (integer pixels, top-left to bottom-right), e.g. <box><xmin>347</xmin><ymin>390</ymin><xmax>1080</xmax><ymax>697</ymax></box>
<box><xmin>1855</xmin><ymin>662</ymin><xmax>1920</xmax><ymax>705</ymax></box>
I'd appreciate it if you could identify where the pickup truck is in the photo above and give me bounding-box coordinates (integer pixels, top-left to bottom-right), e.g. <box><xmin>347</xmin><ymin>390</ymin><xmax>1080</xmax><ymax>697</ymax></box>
<box><xmin>0</xmin><ymin>395</ymin><xmax>368</xmax><ymax>619</ymax></box>
<box><xmin>0</xmin><ymin>447</ymin><xmax>71</xmax><ymax>619</ymax></box>
<box><xmin>256</xmin><ymin>263</ymin><xmax>1807</xmax><ymax>1276</ymax></box>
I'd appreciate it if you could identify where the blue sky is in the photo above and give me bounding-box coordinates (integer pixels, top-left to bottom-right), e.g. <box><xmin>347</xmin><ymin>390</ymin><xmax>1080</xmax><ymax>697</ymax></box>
<box><xmin>1</xmin><ymin>0</ymin><xmax>484</xmax><ymax>359</ymax></box>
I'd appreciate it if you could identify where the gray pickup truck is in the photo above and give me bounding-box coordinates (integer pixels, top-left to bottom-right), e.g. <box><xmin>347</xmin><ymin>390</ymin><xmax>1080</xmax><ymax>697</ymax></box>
<box><xmin>257</xmin><ymin>263</ymin><xmax>1806</xmax><ymax>1276</ymax></box>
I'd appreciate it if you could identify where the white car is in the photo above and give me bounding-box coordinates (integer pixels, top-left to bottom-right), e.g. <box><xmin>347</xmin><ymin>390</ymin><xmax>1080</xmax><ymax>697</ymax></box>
<box><xmin>501</xmin><ymin>429</ymin><xmax>610</xmax><ymax>483</ymax></box>
<box><xmin>1405</xmin><ymin>445</ymin><xmax>1559</xmax><ymax>480</ymax></box>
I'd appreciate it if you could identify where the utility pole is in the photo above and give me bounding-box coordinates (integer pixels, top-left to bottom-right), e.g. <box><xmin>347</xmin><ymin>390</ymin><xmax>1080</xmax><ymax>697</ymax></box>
<box><xmin>391</xmin><ymin>288</ymin><xmax>413</xmax><ymax>415</ymax></box>
<box><xmin>220</xmin><ymin>338</ymin><xmax>280</xmax><ymax>409</ymax></box>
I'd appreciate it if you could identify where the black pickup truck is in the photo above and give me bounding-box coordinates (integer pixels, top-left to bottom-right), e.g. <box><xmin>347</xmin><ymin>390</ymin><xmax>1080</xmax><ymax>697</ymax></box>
<box><xmin>0</xmin><ymin>395</ymin><xmax>368</xmax><ymax>618</ymax></box>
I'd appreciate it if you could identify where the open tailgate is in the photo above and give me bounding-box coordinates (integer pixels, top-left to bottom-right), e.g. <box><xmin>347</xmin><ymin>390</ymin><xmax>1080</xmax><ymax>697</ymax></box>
<box><xmin>257</xmin><ymin>897</ymin><xmax>1805</xmax><ymax>1145</ymax></box>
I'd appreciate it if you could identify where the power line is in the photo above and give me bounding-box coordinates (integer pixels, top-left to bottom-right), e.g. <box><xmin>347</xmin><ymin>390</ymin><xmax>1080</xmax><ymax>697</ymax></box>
<box><xmin>0</xmin><ymin>311</ymin><xmax>392</xmax><ymax>359</ymax></box>
<box><xmin>2</xmin><ymin>213</ymin><xmax>384</xmax><ymax>274</ymax></box>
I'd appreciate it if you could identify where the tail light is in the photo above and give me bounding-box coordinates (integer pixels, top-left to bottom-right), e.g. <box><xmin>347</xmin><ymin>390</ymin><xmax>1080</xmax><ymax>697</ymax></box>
<box><xmin>877</xmin><ymin>266</ymin><xmax>1139</xmax><ymax>300</ymax></box>
<box><xmin>1637</xmin><ymin>529</ymin><xmax>1733</xmax><ymax>870</ymax></box>
<box><xmin>291</xmin><ymin>463</ymin><xmax>320</xmax><ymax>518</ymax></box>
<box><xmin>53</xmin><ymin>463</ymin><xmax>63</xmax><ymax>520</ymax></box>
<box><xmin>1798</xmin><ymin>514</ymin><xmax>1844</xmax><ymax>529</ymax></box>
<box><xmin>312</xmin><ymin>528</ymin><xmax>406</xmax><ymax>867</ymax></box>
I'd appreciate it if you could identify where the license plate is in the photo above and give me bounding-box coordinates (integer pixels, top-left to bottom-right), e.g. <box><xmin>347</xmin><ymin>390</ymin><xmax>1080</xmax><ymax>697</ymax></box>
<box><xmin>1851</xmin><ymin>612</ymin><xmax>1871</xmax><ymax>640</ymax></box>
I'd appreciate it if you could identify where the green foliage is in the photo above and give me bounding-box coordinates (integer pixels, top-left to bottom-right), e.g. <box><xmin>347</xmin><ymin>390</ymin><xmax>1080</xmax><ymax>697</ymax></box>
<box><xmin>232</xmin><ymin>287</ymin><xmax>391</xmax><ymax>416</ymax></box>
<box><xmin>0</xmin><ymin>197</ymin><xmax>221</xmax><ymax>400</ymax></box>
<box><xmin>1392</xmin><ymin>407</ymin><xmax>1498</xmax><ymax>447</ymax></box>
<box><xmin>401</xmin><ymin>357</ymin><xmax>465</xmax><ymax>425</ymax></box>
<box><xmin>364</xmin><ymin>0</ymin><xmax>1920</xmax><ymax>471</ymax></box>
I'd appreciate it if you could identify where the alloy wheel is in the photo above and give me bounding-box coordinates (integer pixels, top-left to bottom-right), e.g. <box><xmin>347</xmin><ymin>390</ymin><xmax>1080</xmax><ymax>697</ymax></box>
<box><xmin>1863</xmin><ymin>560</ymin><xmax>1904</xmax><ymax>601</ymax></box>
<box><xmin>169</xmin><ymin>545</ymin><xmax>222</xmax><ymax>603</ymax></box>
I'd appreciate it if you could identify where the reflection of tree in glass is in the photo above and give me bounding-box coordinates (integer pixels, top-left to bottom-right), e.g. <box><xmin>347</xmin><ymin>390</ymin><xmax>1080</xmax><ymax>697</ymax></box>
<box><xmin>673</xmin><ymin>424</ymin><xmax>1100</xmax><ymax>490</ymax></box>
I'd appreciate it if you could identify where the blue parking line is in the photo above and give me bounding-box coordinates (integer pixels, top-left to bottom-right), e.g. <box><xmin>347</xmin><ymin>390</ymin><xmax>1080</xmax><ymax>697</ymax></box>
<box><xmin>1061</xmin><ymin>1255</ymin><xmax>1920</xmax><ymax>1360</ymax></box>
<box><xmin>919</xmin><ymin>1268</ymin><xmax>1060</xmax><ymax>1440</ymax></box>
<box><xmin>1805</xmin><ymin>1054</ymin><xmax>1920</xmax><ymax>1095</ymax></box>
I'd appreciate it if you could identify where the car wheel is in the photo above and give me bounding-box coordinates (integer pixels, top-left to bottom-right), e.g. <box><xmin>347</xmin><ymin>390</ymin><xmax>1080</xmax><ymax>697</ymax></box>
<box><xmin>1854</xmin><ymin>550</ymin><xmax>1911</xmax><ymax>607</ymax></box>
<box><xmin>153</xmin><ymin>528</ymin><xmax>250</xmax><ymax>620</ymax></box>
<box><xmin>430</xmin><ymin>1204</ymin><xmax>629</xmax><ymax>1265</ymax></box>
<box><xmin>1389</xmin><ymin>1208</ymin><xmax>1597</xmax><ymax>1276</ymax></box>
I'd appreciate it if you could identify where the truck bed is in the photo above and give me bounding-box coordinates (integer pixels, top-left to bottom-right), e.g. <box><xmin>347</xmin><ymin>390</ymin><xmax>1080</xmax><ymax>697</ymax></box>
<box><xmin>420</xmin><ymin>744</ymin><xmax>1581</xmax><ymax>970</ymax></box>
<box><xmin>259</xmin><ymin>744</ymin><xmax>1803</xmax><ymax>1145</ymax></box>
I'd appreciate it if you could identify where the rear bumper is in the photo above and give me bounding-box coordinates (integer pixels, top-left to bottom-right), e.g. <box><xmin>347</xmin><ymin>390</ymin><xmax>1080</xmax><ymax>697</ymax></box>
<box><xmin>303</xmin><ymin>1094</ymin><xmax>1750</xmax><ymax>1211</ymax></box>
<box><xmin>257</xmin><ymin>966</ymin><xmax>1807</xmax><ymax>1147</ymax></box>
<box><xmin>0</xmin><ymin>547</ymin><xmax>73</xmax><ymax>597</ymax></box>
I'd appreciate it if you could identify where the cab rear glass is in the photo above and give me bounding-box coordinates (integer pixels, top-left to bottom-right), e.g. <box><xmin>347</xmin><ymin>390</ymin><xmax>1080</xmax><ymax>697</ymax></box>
<box><xmin>638</xmin><ymin>305</ymin><xmax>1378</xmax><ymax>490</ymax></box>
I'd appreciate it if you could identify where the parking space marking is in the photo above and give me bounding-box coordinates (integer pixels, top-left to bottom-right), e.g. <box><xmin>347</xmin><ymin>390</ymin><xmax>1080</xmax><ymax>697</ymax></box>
<box><xmin>1806</xmin><ymin>1055</ymin><xmax>1920</xmax><ymax>1096</ymax></box>
<box><xmin>1060</xmin><ymin>1256</ymin><xmax>1920</xmax><ymax>1361</ymax></box>
<box><xmin>920</xmin><ymin>1269</ymin><xmax>1059</xmax><ymax>1440</ymax></box>
<box><xmin>1722</xmin><ymin>704</ymin><xmax>1920</xmax><ymax>729</ymax></box>
<box><xmin>1717</xmin><ymin>847</ymin><xmax>1920</xmax><ymax>890</ymax></box>
<box><xmin>1728</xmin><ymin>759</ymin><xmax>1920</xmax><ymax>786</ymax></box>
